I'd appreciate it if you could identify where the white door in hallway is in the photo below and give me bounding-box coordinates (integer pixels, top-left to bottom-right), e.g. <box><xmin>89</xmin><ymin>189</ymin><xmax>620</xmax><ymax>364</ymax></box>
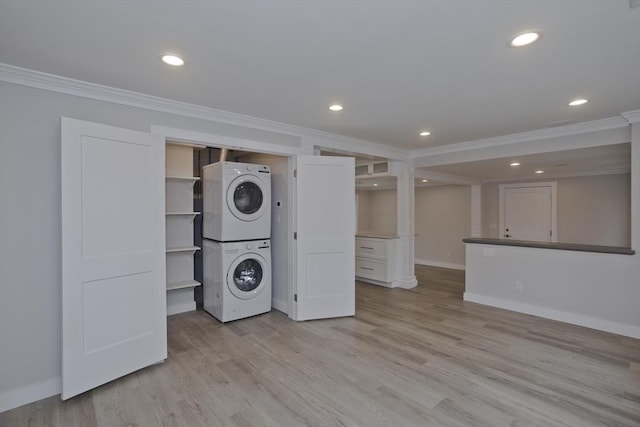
<box><xmin>61</xmin><ymin>118</ymin><xmax>166</xmax><ymax>399</ymax></box>
<box><xmin>500</xmin><ymin>183</ymin><xmax>555</xmax><ymax>242</ymax></box>
<box><xmin>293</xmin><ymin>155</ymin><xmax>355</xmax><ymax>321</ymax></box>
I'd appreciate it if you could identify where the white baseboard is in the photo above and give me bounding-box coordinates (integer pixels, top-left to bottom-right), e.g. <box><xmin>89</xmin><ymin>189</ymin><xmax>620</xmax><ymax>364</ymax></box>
<box><xmin>463</xmin><ymin>292</ymin><xmax>640</xmax><ymax>339</ymax></box>
<box><xmin>271</xmin><ymin>298</ymin><xmax>288</xmax><ymax>314</ymax></box>
<box><xmin>357</xmin><ymin>277</ymin><xmax>394</xmax><ymax>288</ymax></box>
<box><xmin>0</xmin><ymin>377</ymin><xmax>60</xmax><ymax>413</ymax></box>
<box><xmin>415</xmin><ymin>258</ymin><xmax>465</xmax><ymax>271</ymax></box>
<box><xmin>392</xmin><ymin>276</ymin><xmax>418</xmax><ymax>289</ymax></box>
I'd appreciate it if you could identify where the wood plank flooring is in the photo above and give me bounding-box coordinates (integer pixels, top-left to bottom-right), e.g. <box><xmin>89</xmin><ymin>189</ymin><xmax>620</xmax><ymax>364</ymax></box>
<box><xmin>2</xmin><ymin>265</ymin><xmax>639</xmax><ymax>426</ymax></box>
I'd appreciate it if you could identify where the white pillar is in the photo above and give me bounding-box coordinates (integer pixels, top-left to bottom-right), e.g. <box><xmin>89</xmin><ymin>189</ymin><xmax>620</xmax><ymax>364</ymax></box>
<box><xmin>395</xmin><ymin>162</ymin><xmax>417</xmax><ymax>288</ymax></box>
<box><xmin>630</xmin><ymin>122</ymin><xmax>639</xmax><ymax>251</ymax></box>
<box><xmin>470</xmin><ymin>184</ymin><xmax>482</xmax><ymax>238</ymax></box>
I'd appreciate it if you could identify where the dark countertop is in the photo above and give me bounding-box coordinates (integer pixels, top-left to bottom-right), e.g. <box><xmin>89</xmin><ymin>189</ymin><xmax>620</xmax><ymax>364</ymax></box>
<box><xmin>462</xmin><ymin>237</ymin><xmax>635</xmax><ymax>255</ymax></box>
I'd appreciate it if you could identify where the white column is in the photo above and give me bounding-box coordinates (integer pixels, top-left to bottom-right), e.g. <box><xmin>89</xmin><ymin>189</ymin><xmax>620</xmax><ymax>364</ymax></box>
<box><xmin>394</xmin><ymin>161</ymin><xmax>417</xmax><ymax>289</ymax></box>
<box><xmin>631</xmin><ymin>122</ymin><xmax>639</xmax><ymax>251</ymax></box>
<box><xmin>470</xmin><ymin>184</ymin><xmax>482</xmax><ymax>238</ymax></box>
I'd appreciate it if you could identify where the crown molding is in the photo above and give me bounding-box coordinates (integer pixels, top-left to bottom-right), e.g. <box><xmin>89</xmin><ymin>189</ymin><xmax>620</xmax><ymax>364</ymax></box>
<box><xmin>0</xmin><ymin>63</ymin><xmax>410</xmax><ymax>160</ymax></box>
<box><xmin>411</xmin><ymin>115</ymin><xmax>630</xmax><ymax>160</ymax></box>
<box><xmin>1</xmin><ymin>63</ymin><xmax>630</xmax><ymax>162</ymax></box>
<box><xmin>621</xmin><ymin>109</ymin><xmax>640</xmax><ymax>124</ymax></box>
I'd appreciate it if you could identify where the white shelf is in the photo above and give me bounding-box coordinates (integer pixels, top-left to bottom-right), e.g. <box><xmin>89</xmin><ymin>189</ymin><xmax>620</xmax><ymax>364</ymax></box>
<box><xmin>166</xmin><ymin>176</ymin><xmax>200</xmax><ymax>181</ymax></box>
<box><xmin>166</xmin><ymin>245</ymin><xmax>200</xmax><ymax>254</ymax></box>
<box><xmin>166</xmin><ymin>280</ymin><xmax>201</xmax><ymax>291</ymax></box>
<box><xmin>165</xmin><ymin>212</ymin><xmax>200</xmax><ymax>223</ymax></box>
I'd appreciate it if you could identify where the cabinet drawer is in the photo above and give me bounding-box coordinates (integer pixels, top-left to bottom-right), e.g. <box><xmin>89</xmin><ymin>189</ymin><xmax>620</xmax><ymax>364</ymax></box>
<box><xmin>355</xmin><ymin>238</ymin><xmax>386</xmax><ymax>259</ymax></box>
<box><xmin>355</xmin><ymin>258</ymin><xmax>387</xmax><ymax>281</ymax></box>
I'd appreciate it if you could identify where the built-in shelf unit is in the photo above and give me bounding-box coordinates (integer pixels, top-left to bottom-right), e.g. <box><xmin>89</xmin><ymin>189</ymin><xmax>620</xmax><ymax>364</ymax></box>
<box><xmin>165</xmin><ymin>143</ymin><xmax>202</xmax><ymax>315</ymax></box>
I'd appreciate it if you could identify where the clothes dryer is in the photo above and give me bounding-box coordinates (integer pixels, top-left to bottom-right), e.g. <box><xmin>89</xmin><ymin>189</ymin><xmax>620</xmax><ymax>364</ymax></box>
<box><xmin>203</xmin><ymin>161</ymin><xmax>271</xmax><ymax>242</ymax></box>
<box><xmin>203</xmin><ymin>239</ymin><xmax>271</xmax><ymax>322</ymax></box>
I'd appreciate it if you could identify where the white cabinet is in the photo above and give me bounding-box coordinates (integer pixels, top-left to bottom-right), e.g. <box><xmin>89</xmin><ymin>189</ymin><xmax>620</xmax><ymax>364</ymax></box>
<box><xmin>165</xmin><ymin>143</ymin><xmax>201</xmax><ymax>315</ymax></box>
<box><xmin>355</xmin><ymin>160</ymin><xmax>390</xmax><ymax>177</ymax></box>
<box><xmin>355</xmin><ymin>236</ymin><xmax>398</xmax><ymax>287</ymax></box>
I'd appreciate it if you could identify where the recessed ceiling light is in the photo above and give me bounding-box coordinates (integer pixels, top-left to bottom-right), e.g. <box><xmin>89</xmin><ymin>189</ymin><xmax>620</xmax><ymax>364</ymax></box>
<box><xmin>162</xmin><ymin>55</ymin><xmax>184</xmax><ymax>67</ymax></box>
<box><xmin>421</xmin><ymin>179</ymin><xmax>429</xmax><ymax>183</ymax></box>
<box><xmin>372</xmin><ymin>183</ymin><xmax>378</xmax><ymax>187</ymax></box>
<box><xmin>510</xmin><ymin>162</ymin><xmax>521</xmax><ymax>167</ymax></box>
<box><xmin>535</xmin><ymin>170</ymin><xmax>545</xmax><ymax>174</ymax></box>
<box><xmin>568</xmin><ymin>98</ymin><xmax>588</xmax><ymax>106</ymax></box>
<box><xmin>161</xmin><ymin>54</ymin><xmax>184</xmax><ymax>66</ymax></box>
<box><xmin>509</xmin><ymin>31</ymin><xmax>542</xmax><ymax>47</ymax></box>
<box><xmin>419</xmin><ymin>131</ymin><xmax>431</xmax><ymax>136</ymax></box>
<box><xmin>329</xmin><ymin>104</ymin><xmax>344</xmax><ymax>112</ymax></box>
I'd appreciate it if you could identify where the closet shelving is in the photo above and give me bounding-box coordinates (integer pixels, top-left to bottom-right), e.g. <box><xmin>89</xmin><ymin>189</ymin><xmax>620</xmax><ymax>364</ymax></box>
<box><xmin>165</xmin><ymin>143</ymin><xmax>203</xmax><ymax>315</ymax></box>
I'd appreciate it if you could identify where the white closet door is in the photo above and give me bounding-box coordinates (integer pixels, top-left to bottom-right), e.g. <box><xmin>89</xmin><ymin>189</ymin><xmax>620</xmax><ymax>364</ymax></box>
<box><xmin>61</xmin><ymin>117</ymin><xmax>166</xmax><ymax>399</ymax></box>
<box><xmin>294</xmin><ymin>155</ymin><xmax>355</xmax><ymax>321</ymax></box>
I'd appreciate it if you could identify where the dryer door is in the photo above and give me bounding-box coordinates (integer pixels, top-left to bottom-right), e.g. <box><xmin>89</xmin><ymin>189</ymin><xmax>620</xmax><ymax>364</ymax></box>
<box><xmin>227</xmin><ymin>253</ymin><xmax>269</xmax><ymax>300</ymax></box>
<box><xmin>226</xmin><ymin>175</ymin><xmax>269</xmax><ymax>222</ymax></box>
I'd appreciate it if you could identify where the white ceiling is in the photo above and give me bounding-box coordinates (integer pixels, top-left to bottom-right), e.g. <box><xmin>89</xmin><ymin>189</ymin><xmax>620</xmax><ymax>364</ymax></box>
<box><xmin>1</xmin><ymin>1</ymin><xmax>638</xmax><ymax>151</ymax></box>
<box><xmin>422</xmin><ymin>143</ymin><xmax>631</xmax><ymax>182</ymax></box>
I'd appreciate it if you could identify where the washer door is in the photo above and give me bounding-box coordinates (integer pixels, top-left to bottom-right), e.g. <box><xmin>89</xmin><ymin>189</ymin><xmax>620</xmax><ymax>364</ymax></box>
<box><xmin>226</xmin><ymin>175</ymin><xmax>267</xmax><ymax>222</ymax></box>
<box><xmin>227</xmin><ymin>253</ymin><xmax>268</xmax><ymax>300</ymax></box>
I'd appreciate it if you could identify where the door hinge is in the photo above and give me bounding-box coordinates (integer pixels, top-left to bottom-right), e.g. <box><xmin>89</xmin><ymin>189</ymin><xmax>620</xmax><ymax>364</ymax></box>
<box><xmin>294</xmin><ymin>232</ymin><xmax>297</xmax><ymax>240</ymax></box>
<box><xmin>294</xmin><ymin>294</ymin><xmax>297</xmax><ymax>302</ymax></box>
<box><xmin>294</xmin><ymin>169</ymin><xmax>297</xmax><ymax>178</ymax></box>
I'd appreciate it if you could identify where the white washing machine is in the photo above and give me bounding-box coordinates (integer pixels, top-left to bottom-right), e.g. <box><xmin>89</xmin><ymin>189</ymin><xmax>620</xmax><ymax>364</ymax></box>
<box><xmin>202</xmin><ymin>161</ymin><xmax>271</xmax><ymax>242</ymax></box>
<box><xmin>203</xmin><ymin>239</ymin><xmax>272</xmax><ymax>322</ymax></box>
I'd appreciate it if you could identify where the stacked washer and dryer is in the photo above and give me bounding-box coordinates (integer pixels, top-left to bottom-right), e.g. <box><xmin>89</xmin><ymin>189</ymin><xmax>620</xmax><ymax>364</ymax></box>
<box><xmin>202</xmin><ymin>161</ymin><xmax>272</xmax><ymax>322</ymax></box>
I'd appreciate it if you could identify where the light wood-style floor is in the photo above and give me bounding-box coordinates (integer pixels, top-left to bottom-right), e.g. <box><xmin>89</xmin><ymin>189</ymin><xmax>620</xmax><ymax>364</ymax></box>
<box><xmin>2</xmin><ymin>265</ymin><xmax>639</xmax><ymax>426</ymax></box>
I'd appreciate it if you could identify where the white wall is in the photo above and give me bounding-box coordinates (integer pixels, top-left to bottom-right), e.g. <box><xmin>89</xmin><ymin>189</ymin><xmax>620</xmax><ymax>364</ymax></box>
<box><xmin>557</xmin><ymin>174</ymin><xmax>631</xmax><ymax>246</ymax></box>
<box><xmin>482</xmin><ymin>174</ymin><xmax>631</xmax><ymax>247</ymax></box>
<box><xmin>415</xmin><ymin>185</ymin><xmax>470</xmax><ymax>268</ymax></box>
<box><xmin>0</xmin><ymin>82</ymin><xmax>310</xmax><ymax>411</ymax></box>
<box><xmin>363</xmin><ymin>189</ymin><xmax>397</xmax><ymax>234</ymax></box>
<box><xmin>464</xmin><ymin>243</ymin><xmax>640</xmax><ymax>338</ymax></box>
<box><xmin>355</xmin><ymin>190</ymin><xmax>371</xmax><ymax>231</ymax></box>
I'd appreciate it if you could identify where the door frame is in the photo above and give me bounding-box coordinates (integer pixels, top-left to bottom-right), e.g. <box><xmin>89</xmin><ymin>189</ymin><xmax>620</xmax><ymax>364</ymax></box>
<box><xmin>151</xmin><ymin>125</ymin><xmax>300</xmax><ymax>318</ymax></box>
<box><xmin>499</xmin><ymin>181</ymin><xmax>557</xmax><ymax>242</ymax></box>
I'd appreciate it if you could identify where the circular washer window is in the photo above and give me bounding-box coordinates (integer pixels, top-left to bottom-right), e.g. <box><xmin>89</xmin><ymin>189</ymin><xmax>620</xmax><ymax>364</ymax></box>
<box><xmin>228</xmin><ymin>254</ymin><xmax>268</xmax><ymax>300</ymax></box>
<box><xmin>226</xmin><ymin>175</ymin><xmax>268</xmax><ymax>222</ymax></box>
<box><xmin>233</xmin><ymin>181</ymin><xmax>263</xmax><ymax>215</ymax></box>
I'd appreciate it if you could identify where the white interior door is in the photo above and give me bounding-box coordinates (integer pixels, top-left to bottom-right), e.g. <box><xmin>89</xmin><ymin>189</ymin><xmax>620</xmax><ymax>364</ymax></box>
<box><xmin>61</xmin><ymin>117</ymin><xmax>166</xmax><ymax>399</ymax></box>
<box><xmin>294</xmin><ymin>155</ymin><xmax>355</xmax><ymax>321</ymax></box>
<box><xmin>501</xmin><ymin>184</ymin><xmax>554</xmax><ymax>242</ymax></box>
